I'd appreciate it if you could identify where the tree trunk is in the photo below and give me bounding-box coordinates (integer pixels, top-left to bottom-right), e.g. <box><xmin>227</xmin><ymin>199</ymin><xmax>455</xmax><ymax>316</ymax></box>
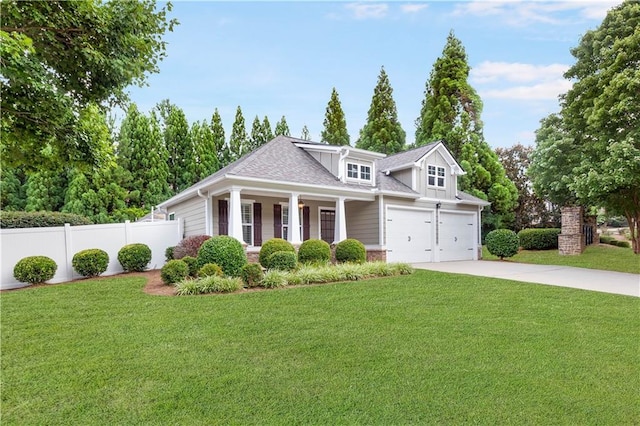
<box><xmin>625</xmin><ymin>212</ymin><xmax>639</xmax><ymax>254</ymax></box>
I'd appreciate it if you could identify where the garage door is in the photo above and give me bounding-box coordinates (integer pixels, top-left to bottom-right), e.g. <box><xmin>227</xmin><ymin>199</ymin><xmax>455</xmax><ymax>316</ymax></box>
<box><xmin>439</xmin><ymin>212</ymin><xmax>476</xmax><ymax>261</ymax></box>
<box><xmin>386</xmin><ymin>208</ymin><xmax>433</xmax><ymax>263</ymax></box>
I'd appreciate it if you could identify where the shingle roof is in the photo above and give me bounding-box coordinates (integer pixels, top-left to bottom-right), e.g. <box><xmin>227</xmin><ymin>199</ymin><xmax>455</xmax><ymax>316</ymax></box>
<box><xmin>377</xmin><ymin>141</ymin><xmax>440</xmax><ymax>171</ymax></box>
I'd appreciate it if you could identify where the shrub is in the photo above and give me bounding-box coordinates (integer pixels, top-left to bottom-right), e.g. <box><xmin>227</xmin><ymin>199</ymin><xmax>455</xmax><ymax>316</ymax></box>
<box><xmin>198</xmin><ymin>263</ymin><xmax>223</xmax><ymax>278</ymax></box>
<box><xmin>298</xmin><ymin>239</ymin><xmax>331</xmax><ymax>265</ymax></box>
<box><xmin>335</xmin><ymin>238</ymin><xmax>366</xmax><ymax>264</ymax></box>
<box><xmin>518</xmin><ymin>228</ymin><xmax>561</xmax><ymax>250</ymax></box>
<box><xmin>173</xmin><ymin>235</ymin><xmax>211</xmax><ymax>259</ymax></box>
<box><xmin>181</xmin><ymin>256</ymin><xmax>199</xmax><ymax>277</ymax></box>
<box><xmin>117</xmin><ymin>243</ymin><xmax>152</xmax><ymax>272</ymax></box>
<box><xmin>261</xmin><ymin>270</ymin><xmax>289</xmax><ymax>288</ymax></box>
<box><xmin>197</xmin><ymin>235</ymin><xmax>247</xmax><ymax>277</ymax></box>
<box><xmin>267</xmin><ymin>251</ymin><xmax>298</xmax><ymax>271</ymax></box>
<box><xmin>241</xmin><ymin>263</ymin><xmax>264</xmax><ymax>288</ymax></box>
<box><xmin>599</xmin><ymin>235</ymin><xmax>615</xmax><ymax>244</ymax></box>
<box><xmin>175</xmin><ymin>276</ymin><xmax>242</xmax><ymax>295</ymax></box>
<box><xmin>161</xmin><ymin>260</ymin><xmax>189</xmax><ymax>285</ymax></box>
<box><xmin>72</xmin><ymin>249</ymin><xmax>109</xmax><ymax>277</ymax></box>
<box><xmin>0</xmin><ymin>211</ymin><xmax>92</xmax><ymax>228</ymax></box>
<box><xmin>13</xmin><ymin>256</ymin><xmax>57</xmax><ymax>284</ymax></box>
<box><xmin>259</xmin><ymin>238</ymin><xmax>295</xmax><ymax>269</ymax></box>
<box><xmin>486</xmin><ymin>229</ymin><xmax>519</xmax><ymax>259</ymax></box>
<box><xmin>165</xmin><ymin>246</ymin><xmax>175</xmax><ymax>261</ymax></box>
<box><xmin>614</xmin><ymin>240</ymin><xmax>631</xmax><ymax>248</ymax></box>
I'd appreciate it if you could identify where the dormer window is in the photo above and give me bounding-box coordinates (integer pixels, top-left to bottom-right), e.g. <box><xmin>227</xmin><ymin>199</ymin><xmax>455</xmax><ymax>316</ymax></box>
<box><xmin>346</xmin><ymin>162</ymin><xmax>372</xmax><ymax>182</ymax></box>
<box><xmin>428</xmin><ymin>165</ymin><xmax>445</xmax><ymax>188</ymax></box>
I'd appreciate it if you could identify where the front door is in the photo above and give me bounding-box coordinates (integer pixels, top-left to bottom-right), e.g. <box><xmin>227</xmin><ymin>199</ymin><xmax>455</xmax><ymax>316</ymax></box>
<box><xmin>320</xmin><ymin>209</ymin><xmax>335</xmax><ymax>243</ymax></box>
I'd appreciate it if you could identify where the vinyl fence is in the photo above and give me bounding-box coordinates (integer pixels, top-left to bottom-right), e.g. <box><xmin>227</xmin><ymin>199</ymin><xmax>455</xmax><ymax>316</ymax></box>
<box><xmin>1</xmin><ymin>220</ymin><xmax>183</xmax><ymax>290</ymax></box>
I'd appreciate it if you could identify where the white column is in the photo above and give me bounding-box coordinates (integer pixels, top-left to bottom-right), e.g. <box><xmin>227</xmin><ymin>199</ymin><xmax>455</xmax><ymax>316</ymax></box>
<box><xmin>229</xmin><ymin>187</ymin><xmax>244</xmax><ymax>242</ymax></box>
<box><xmin>288</xmin><ymin>193</ymin><xmax>302</xmax><ymax>245</ymax></box>
<box><xmin>334</xmin><ymin>196</ymin><xmax>347</xmax><ymax>244</ymax></box>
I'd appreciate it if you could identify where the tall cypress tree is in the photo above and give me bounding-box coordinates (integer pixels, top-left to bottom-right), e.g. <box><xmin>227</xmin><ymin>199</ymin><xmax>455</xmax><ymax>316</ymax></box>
<box><xmin>261</xmin><ymin>116</ymin><xmax>274</xmax><ymax>141</ymax></box>
<box><xmin>0</xmin><ymin>163</ymin><xmax>27</xmax><ymax>211</ymax></box>
<box><xmin>229</xmin><ymin>106</ymin><xmax>248</xmax><ymax>162</ymax></box>
<box><xmin>24</xmin><ymin>169</ymin><xmax>67</xmax><ymax>212</ymax></box>
<box><xmin>210</xmin><ymin>108</ymin><xmax>229</xmax><ymax>168</ymax></box>
<box><xmin>301</xmin><ymin>125</ymin><xmax>311</xmax><ymax>141</ymax></box>
<box><xmin>321</xmin><ymin>87</ymin><xmax>350</xmax><ymax>145</ymax></box>
<box><xmin>191</xmin><ymin>120</ymin><xmax>219</xmax><ymax>181</ymax></box>
<box><xmin>274</xmin><ymin>116</ymin><xmax>290</xmax><ymax>136</ymax></box>
<box><xmin>356</xmin><ymin>66</ymin><xmax>406</xmax><ymax>154</ymax></box>
<box><xmin>248</xmin><ymin>115</ymin><xmax>267</xmax><ymax>152</ymax></box>
<box><xmin>154</xmin><ymin>100</ymin><xmax>193</xmax><ymax>193</ymax></box>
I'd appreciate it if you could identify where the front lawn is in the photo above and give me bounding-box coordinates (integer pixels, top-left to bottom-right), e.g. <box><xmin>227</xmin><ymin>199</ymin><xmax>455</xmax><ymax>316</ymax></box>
<box><xmin>1</xmin><ymin>272</ymin><xmax>638</xmax><ymax>425</ymax></box>
<box><xmin>483</xmin><ymin>244</ymin><xmax>640</xmax><ymax>274</ymax></box>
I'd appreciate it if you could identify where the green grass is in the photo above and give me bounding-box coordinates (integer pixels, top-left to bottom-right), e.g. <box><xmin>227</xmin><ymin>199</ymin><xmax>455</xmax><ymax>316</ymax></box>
<box><xmin>483</xmin><ymin>244</ymin><xmax>640</xmax><ymax>274</ymax></box>
<box><xmin>2</xmin><ymin>272</ymin><xmax>638</xmax><ymax>425</ymax></box>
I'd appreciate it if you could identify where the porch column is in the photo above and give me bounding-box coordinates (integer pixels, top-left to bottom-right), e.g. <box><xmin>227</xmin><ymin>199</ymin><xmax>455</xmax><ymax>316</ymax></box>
<box><xmin>288</xmin><ymin>193</ymin><xmax>302</xmax><ymax>245</ymax></box>
<box><xmin>229</xmin><ymin>187</ymin><xmax>244</xmax><ymax>242</ymax></box>
<box><xmin>334</xmin><ymin>196</ymin><xmax>347</xmax><ymax>244</ymax></box>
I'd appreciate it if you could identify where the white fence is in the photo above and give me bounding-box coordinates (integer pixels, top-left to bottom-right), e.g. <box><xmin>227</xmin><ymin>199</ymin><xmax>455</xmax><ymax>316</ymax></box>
<box><xmin>0</xmin><ymin>220</ymin><xmax>183</xmax><ymax>290</ymax></box>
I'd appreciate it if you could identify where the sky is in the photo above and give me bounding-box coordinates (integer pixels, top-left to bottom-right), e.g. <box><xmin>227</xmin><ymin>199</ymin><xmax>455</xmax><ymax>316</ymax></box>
<box><xmin>124</xmin><ymin>0</ymin><xmax>623</xmax><ymax>150</ymax></box>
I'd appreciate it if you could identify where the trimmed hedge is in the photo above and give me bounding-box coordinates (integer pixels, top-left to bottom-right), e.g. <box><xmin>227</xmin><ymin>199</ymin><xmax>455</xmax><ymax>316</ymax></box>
<box><xmin>241</xmin><ymin>263</ymin><xmax>264</xmax><ymax>288</ymax></box>
<box><xmin>335</xmin><ymin>238</ymin><xmax>366</xmax><ymax>264</ymax></box>
<box><xmin>161</xmin><ymin>260</ymin><xmax>189</xmax><ymax>285</ymax></box>
<box><xmin>259</xmin><ymin>238</ymin><xmax>295</xmax><ymax>269</ymax></box>
<box><xmin>165</xmin><ymin>246</ymin><xmax>175</xmax><ymax>261</ymax></box>
<box><xmin>198</xmin><ymin>263</ymin><xmax>223</xmax><ymax>278</ymax></box>
<box><xmin>486</xmin><ymin>229</ymin><xmax>519</xmax><ymax>259</ymax></box>
<box><xmin>0</xmin><ymin>211</ymin><xmax>92</xmax><ymax>228</ymax></box>
<box><xmin>298</xmin><ymin>239</ymin><xmax>331</xmax><ymax>265</ymax></box>
<box><xmin>173</xmin><ymin>235</ymin><xmax>211</xmax><ymax>259</ymax></box>
<box><xmin>13</xmin><ymin>256</ymin><xmax>57</xmax><ymax>284</ymax></box>
<box><xmin>117</xmin><ymin>243</ymin><xmax>152</xmax><ymax>272</ymax></box>
<box><xmin>181</xmin><ymin>256</ymin><xmax>199</xmax><ymax>277</ymax></box>
<box><xmin>518</xmin><ymin>228</ymin><xmax>561</xmax><ymax>250</ymax></box>
<box><xmin>267</xmin><ymin>251</ymin><xmax>298</xmax><ymax>271</ymax></box>
<box><xmin>197</xmin><ymin>235</ymin><xmax>247</xmax><ymax>277</ymax></box>
<box><xmin>72</xmin><ymin>249</ymin><xmax>109</xmax><ymax>277</ymax></box>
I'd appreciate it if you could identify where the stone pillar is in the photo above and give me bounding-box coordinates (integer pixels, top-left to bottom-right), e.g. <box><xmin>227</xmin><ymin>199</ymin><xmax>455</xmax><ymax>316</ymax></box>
<box><xmin>559</xmin><ymin>206</ymin><xmax>584</xmax><ymax>255</ymax></box>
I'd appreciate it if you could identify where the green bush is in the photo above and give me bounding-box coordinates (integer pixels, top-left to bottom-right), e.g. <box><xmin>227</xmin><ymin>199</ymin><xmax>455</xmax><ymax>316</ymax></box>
<box><xmin>267</xmin><ymin>251</ymin><xmax>298</xmax><ymax>271</ymax></box>
<box><xmin>197</xmin><ymin>235</ymin><xmax>247</xmax><ymax>277</ymax></box>
<box><xmin>614</xmin><ymin>240</ymin><xmax>631</xmax><ymax>248</ymax></box>
<box><xmin>486</xmin><ymin>229</ymin><xmax>519</xmax><ymax>259</ymax></box>
<box><xmin>117</xmin><ymin>243</ymin><xmax>152</xmax><ymax>272</ymax></box>
<box><xmin>518</xmin><ymin>228</ymin><xmax>561</xmax><ymax>250</ymax></box>
<box><xmin>259</xmin><ymin>238</ymin><xmax>295</xmax><ymax>269</ymax></box>
<box><xmin>161</xmin><ymin>260</ymin><xmax>189</xmax><ymax>285</ymax></box>
<box><xmin>241</xmin><ymin>263</ymin><xmax>264</xmax><ymax>288</ymax></box>
<box><xmin>72</xmin><ymin>249</ymin><xmax>109</xmax><ymax>277</ymax></box>
<box><xmin>175</xmin><ymin>276</ymin><xmax>242</xmax><ymax>295</ymax></box>
<box><xmin>298</xmin><ymin>239</ymin><xmax>331</xmax><ymax>265</ymax></box>
<box><xmin>335</xmin><ymin>238</ymin><xmax>366</xmax><ymax>264</ymax></box>
<box><xmin>198</xmin><ymin>263</ymin><xmax>223</xmax><ymax>278</ymax></box>
<box><xmin>599</xmin><ymin>235</ymin><xmax>615</xmax><ymax>244</ymax></box>
<box><xmin>0</xmin><ymin>211</ymin><xmax>92</xmax><ymax>228</ymax></box>
<box><xmin>13</xmin><ymin>256</ymin><xmax>57</xmax><ymax>284</ymax></box>
<box><xmin>181</xmin><ymin>256</ymin><xmax>199</xmax><ymax>277</ymax></box>
<box><xmin>165</xmin><ymin>246</ymin><xmax>175</xmax><ymax>261</ymax></box>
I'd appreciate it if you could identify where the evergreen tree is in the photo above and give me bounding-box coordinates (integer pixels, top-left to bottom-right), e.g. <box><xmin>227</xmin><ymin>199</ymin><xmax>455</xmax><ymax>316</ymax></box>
<box><xmin>321</xmin><ymin>87</ymin><xmax>350</xmax><ymax>145</ymax></box>
<box><xmin>248</xmin><ymin>115</ymin><xmax>266</xmax><ymax>152</ymax></box>
<box><xmin>24</xmin><ymin>169</ymin><xmax>67</xmax><ymax>212</ymax></box>
<box><xmin>261</xmin><ymin>116</ymin><xmax>274</xmax><ymax>141</ymax></box>
<box><xmin>356</xmin><ymin>66</ymin><xmax>406</xmax><ymax>154</ymax></box>
<box><xmin>229</xmin><ymin>106</ymin><xmax>248</xmax><ymax>162</ymax></box>
<box><xmin>0</xmin><ymin>163</ymin><xmax>27</xmax><ymax>211</ymax></box>
<box><xmin>274</xmin><ymin>116</ymin><xmax>290</xmax><ymax>136</ymax></box>
<box><xmin>210</xmin><ymin>109</ymin><xmax>229</xmax><ymax>168</ymax></box>
<box><xmin>154</xmin><ymin>100</ymin><xmax>194</xmax><ymax>192</ymax></box>
<box><xmin>191</xmin><ymin>120</ymin><xmax>219</xmax><ymax>181</ymax></box>
<box><xmin>301</xmin><ymin>125</ymin><xmax>311</xmax><ymax>141</ymax></box>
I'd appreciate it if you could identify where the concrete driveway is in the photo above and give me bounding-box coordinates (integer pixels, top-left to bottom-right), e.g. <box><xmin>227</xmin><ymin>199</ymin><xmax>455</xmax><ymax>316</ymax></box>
<box><xmin>412</xmin><ymin>261</ymin><xmax>640</xmax><ymax>297</ymax></box>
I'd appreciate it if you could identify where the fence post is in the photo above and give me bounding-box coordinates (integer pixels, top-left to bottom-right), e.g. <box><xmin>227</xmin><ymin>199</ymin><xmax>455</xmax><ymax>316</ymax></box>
<box><xmin>64</xmin><ymin>223</ymin><xmax>73</xmax><ymax>281</ymax></box>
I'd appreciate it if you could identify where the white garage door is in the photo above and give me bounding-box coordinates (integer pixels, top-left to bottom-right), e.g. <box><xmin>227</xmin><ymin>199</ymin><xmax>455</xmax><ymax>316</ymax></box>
<box><xmin>386</xmin><ymin>208</ymin><xmax>433</xmax><ymax>263</ymax></box>
<box><xmin>439</xmin><ymin>212</ymin><xmax>476</xmax><ymax>261</ymax></box>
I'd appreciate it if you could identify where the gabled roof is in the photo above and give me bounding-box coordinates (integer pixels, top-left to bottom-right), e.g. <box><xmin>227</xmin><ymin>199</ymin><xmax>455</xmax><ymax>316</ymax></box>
<box><xmin>378</xmin><ymin>141</ymin><xmax>440</xmax><ymax>172</ymax></box>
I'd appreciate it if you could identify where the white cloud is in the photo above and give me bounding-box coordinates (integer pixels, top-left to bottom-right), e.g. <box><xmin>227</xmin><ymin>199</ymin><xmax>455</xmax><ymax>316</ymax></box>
<box><xmin>400</xmin><ymin>3</ymin><xmax>428</xmax><ymax>14</ymax></box>
<box><xmin>481</xmin><ymin>79</ymin><xmax>573</xmax><ymax>100</ymax></box>
<box><xmin>471</xmin><ymin>61</ymin><xmax>569</xmax><ymax>84</ymax></box>
<box><xmin>345</xmin><ymin>3</ymin><xmax>389</xmax><ymax>20</ymax></box>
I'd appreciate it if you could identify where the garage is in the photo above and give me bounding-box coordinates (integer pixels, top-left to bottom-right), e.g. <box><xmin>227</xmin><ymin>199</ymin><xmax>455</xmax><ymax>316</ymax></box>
<box><xmin>439</xmin><ymin>211</ymin><xmax>476</xmax><ymax>261</ymax></box>
<box><xmin>386</xmin><ymin>207</ymin><xmax>433</xmax><ymax>263</ymax></box>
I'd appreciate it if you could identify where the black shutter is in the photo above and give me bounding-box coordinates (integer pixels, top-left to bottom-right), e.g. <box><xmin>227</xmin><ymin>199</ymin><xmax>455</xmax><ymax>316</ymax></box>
<box><xmin>303</xmin><ymin>206</ymin><xmax>310</xmax><ymax>241</ymax></box>
<box><xmin>218</xmin><ymin>199</ymin><xmax>228</xmax><ymax>235</ymax></box>
<box><xmin>273</xmin><ymin>204</ymin><xmax>282</xmax><ymax>238</ymax></box>
<box><xmin>253</xmin><ymin>203</ymin><xmax>262</xmax><ymax>246</ymax></box>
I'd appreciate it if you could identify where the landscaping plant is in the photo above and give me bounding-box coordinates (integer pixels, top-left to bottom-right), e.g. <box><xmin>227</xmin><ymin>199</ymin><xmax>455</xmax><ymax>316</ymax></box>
<box><xmin>297</xmin><ymin>239</ymin><xmax>331</xmax><ymax>265</ymax></box>
<box><xmin>241</xmin><ymin>263</ymin><xmax>264</xmax><ymax>288</ymax></box>
<box><xmin>161</xmin><ymin>260</ymin><xmax>190</xmax><ymax>285</ymax></box>
<box><xmin>198</xmin><ymin>263</ymin><xmax>223</xmax><ymax>278</ymax></box>
<box><xmin>13</xmin><ymin>256</ymin><xmax>57</xmax><ymax>284</ymax></box>
<box><xmin>180</xmin><ymin>256</ymin><xmax>199</xmax><ymax>277</ymax></box>
<box><xmin>72</xmin><ymin>249</ymin><xmax>109</xmax><ymax>278</ymax></box>
<box><xmin>517</xmin><ymin>228</ymin><xmax>561</xmax><ymax>250</ymax></box>
<box><xmin>335</xmin><ymin>238</ymin><xmax>366</xmax><ymax>263</ymax></box>
<box><xmin>259</xmin><ymin>238</ymin><xmax>295</xmax><ymax>269</ymax></box>
<box><xmin>173</xmin><ymin>235</ymin><xmax>211</xmax><ymax>259</ymax></box>
<box><xmin>267</xmin><ymin>251</ymin><xmax>298</xmax><ymax>271</ymax></box>
<box><xmin>485</xmin><ymin>229</ymin><xmax>519</xmax><ymax>259</ymax></box>
<box><xmin>117</xmin><ymin>243</ymin><xmax>152</xmax><ymax>272</ymax></box>
<box><xmin>197</xmin><ymin>235</ymin><xmax>247</xmax><ymax>277</ymax></box>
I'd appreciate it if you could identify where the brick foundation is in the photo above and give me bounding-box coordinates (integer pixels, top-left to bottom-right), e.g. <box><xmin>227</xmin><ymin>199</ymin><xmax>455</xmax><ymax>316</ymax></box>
<box><xmin>245</xmin><ymin>246</ymin><xmax>388</xmax><ymax>264</ymax></box>
<box><xmin>559</xmin><ymin>206</ymin><xmax>584</xmax><ymax>255</ymax></box>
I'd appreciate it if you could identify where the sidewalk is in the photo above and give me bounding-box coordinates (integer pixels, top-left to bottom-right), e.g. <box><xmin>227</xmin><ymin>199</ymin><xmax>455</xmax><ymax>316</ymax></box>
<box><xmin>412</xmin><ymin>261</ymin><xmax>640</xmax><ymax>297</ymax></box>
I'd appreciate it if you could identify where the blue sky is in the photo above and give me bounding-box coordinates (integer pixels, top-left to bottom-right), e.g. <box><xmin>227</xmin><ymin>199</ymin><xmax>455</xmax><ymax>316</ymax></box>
<box><xmin>125</xmin><ymin>0</ymin><xmax>621</xmax><ymax>149</ymax></box>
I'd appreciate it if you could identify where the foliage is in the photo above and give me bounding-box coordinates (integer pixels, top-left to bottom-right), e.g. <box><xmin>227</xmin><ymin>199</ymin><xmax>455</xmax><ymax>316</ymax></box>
<box><xmin>241</xmin><ymin>263</ymin><xmax>264</xmax><ymax>288</ymax></box>
<box><xmin>356</xmin><ymin>66</ymin><xmax>406</xmax><ymax>154</ymax></box>
<box><xmin>321</xmin><ymin>87</ymin><xmax>350</xmax><ymax>145</ymax></box>
<box><xmin>154</xmin><ymin>100</ymin><xmax>194</xmax><ymax>193</ymax></box>
<box><xmin>297</xmin><ymin>239</ymin><xmax>332</xmax><ymax>265</ymax></box>
<box><xmin>300</xmin><ymin>125</ymin><xmax>311</xmax><ymax>141</ymax></box>
<box><xmin>24</xmin><ymin>168</ymin><xmax>67</xmax><ymax>212</ymax></box>
<box><xmin>191</xmin><ymin>120</ymin><xmax>219</xmax><ymax>181</ymax></box>
<box><xmin>117</xmin><ymin>243</ymin><xmax>152</xmax><ymax>272</ymax></box>
<box><xmin>210</xmin><ymin>108</ymin><xmax>229</xmax><ymax>168</ymax></box>
<box><xmin>0</xmin><ymin>211</ymin><xmax>92</xmax><ymax>228</ymax></box>
<box><xmin>13</xmin><ymin>256</ymin><xmax>57</xmax><ymax>284</ymax></box>
<box><xmin>335</xmin><ymin>238</ymin><xmax>366</xmax><ymax>264</ymax></box>
<box><xmin>181</xmin><ymin>256</ymin><xmax>199</xmax><ymax>277</ymax></box>
<box><xmin>0</xmin><ymin>163</ymin><xmax>26</xmax><ymax>211</ymax></box>
<box><xmin>274</xmin><ymin>116</ymin><xmax>290</xmax><ymax>137</ymax></box>
<box><xmin>197</xmin><ymin>235</ymin><xmax>247</xmax><ymax>277</ymax></box>
<box><xmin>173</xmin><ymin>235</ymin><xmax>211</xmax><ymax>259</ymax></box>
<box><xmin>517</xmin><ymin>229</ymin><xmax>561</xmax><ymax>250</ymax></box>
<box><xmin>261</xmin><ymin>270</ymin><xmax>289</xmax><ymax>288</ymax></box>
<box><xmin>175</xmin><ymin>275</ymin><xmax>243</xmax><ymax>295</ymax></box>
<box><xmin>72</xmin><ymin>249</ymin><xmax>109</xmax><ymax>278</ymax></box>
<box><xmin>248</xmin><ymin>115</ymin><xmax>271</xmax><ymax>152</ymax></box>
<box><xmin>165</xmin><ymin>246</ymin><xmax>175</xmax><ymax>261</ymax></box>
<box><xmin>0</xmin><ymin>0</ymin><xmax>176</xmax><ymax>171</ymax></box>
<box><xmin>198</xmin><ymin>263</ymin><xmax>223</xmax><ymax>278</ymax></box>
<box><xmin>267</xmin><ymin>251</ymin><xmax>298</xmax><ymax>272</ymax></box>
<box><xmin>259</xmin><ymin>238</ymin><xmax>296</xmax><ymax>269</ymax></box>
<box><xmin>160</xmin><ymin>259</ymin><xmax>189</xmax><ymax>285</ymax></box>
<box><xmin>485</xmin><ymin>229</ymin><xmax>519</xmax><ymax>260</ymax></box>
<box><xmin>229</xmin><ymin>106</ymin><xmax>248</xmax><ymax>163</ymax></box>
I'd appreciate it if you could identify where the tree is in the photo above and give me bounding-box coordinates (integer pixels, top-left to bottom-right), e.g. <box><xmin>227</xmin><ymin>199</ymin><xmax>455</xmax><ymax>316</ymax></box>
<box><xmin>191</xmin><ymin>120</ymin><xmax>219</xmax><ymax>181</ymax></box>
<box><xmin>0</xmin><ymin>0</ymin><xmax>176</xmax><ymax>170</ymax></box>
<box><xmin>321</xmin><ymin>88</ymin><xmax>350</xmax><ymax>145</ymax></box>
<box><xmin>154</xmin><ymin>100</ymin><xmax>194</xmax><ymax>193</ymax></box>
<box><xmin>229</xmin><ymin>106</ymin><xmax>248</xmax><ymax>163</ymax></box>
<box><xmin>261</xmin><ymin>116</ymin><xmax>274</xmax><ymax>141</ymax></box>
<box><xmin>301</xmin><ymin>125</ymin><xmax>311</xmax><ymax>141</ymax></box>
<box><xmin>210</xmin><ymin>109</ymin><xmax>229</xmax><ymax>168</ymax></box>
<box><xmin>532</xmin><ymin>1</ymin><xmax>640</xmax><ymax>253</ymax></box>
<box><xmin>415</xmin><ymin>31</ymin><xmax>517</xmax><ymax>232</ymax></box>
<box><xmin>0</xmin><ymin>163</ymin><xmax>26</xmax><ymax>211</ymax></box>
<box><xmin>24</xmin><ymin>169</ymin><xmax>67</xmax><ymax>212</ymax></box>
<box><xmin>274</xmin><ymin>116</ymin><xmax>290</xmax><ymax>136</ymax></box>
<box><xmin>356</xmin><ymin>66</ymin><xmax>406</xmax><ymax>154</ymax></box>
<box><xmin>248</xmin><ymin>115</ymin><xmax>269</xmax><ymax>152</ymax></box>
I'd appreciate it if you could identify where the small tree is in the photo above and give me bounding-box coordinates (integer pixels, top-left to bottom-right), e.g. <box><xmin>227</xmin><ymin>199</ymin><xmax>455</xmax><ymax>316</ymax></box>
<box><xmin>485</xmin><ymin>229</ymin><xmax>519</xmax><ymax>260</ymax></box>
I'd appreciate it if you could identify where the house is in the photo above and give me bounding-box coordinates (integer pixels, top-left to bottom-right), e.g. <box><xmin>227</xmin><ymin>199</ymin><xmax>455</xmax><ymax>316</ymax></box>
<box><xmin>157</xmin><ymin>135</ymin><xmax>490</xmax><ymax>263</ymax></box>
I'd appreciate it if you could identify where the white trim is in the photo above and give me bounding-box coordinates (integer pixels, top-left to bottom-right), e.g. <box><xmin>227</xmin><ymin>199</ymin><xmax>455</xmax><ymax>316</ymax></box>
<box><xmin>281</xmin><ymin>203</ymin><xmax>304</xmax><ymax>243</ymax></box>
<box><xmin>345</xmin><ymin>160</ymin><xmax>375</xmax><ymax>186</ymax></box>
<box><xmin>317</xmin><ymin>206</ymin><xmax>335</xmax><ymax>244</ymax></box>
<box><xmin>240</xmin><ymin>201</ymin><xmax>254</xmax><ymax>246</ymax></box>
<box><xmin>378</xmin><ymin>195</ymin><xmax>384</xmax><ymax>247</ymax></box>
<box><xmin>385</xmin><ymin>204</ymin><xmax>436</xmax><ymax>263</ymax></box>
<box><xmin>427</xmin><ymin>164</ymin><xmax>446</xmax><ymax>189</ymax></box>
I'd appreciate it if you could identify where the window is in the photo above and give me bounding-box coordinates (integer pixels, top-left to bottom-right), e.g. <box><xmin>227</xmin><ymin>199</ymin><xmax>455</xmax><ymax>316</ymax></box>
<box><xmin>428</xmin><ymin>165</ymin><xmax>445</xmax><ymax>188</ymax></box>
<box><xmin>360</xmin><ymin>165</ymin><xmax>371</xmax><ymax>180</ymax></box>
<box><xmin>282</xmin><ymin>205</ymin><xmax>303</xmax><ymax>241</ymax></box>
<box><xmin>320</xmin><ymin>209</ymin><xmax>335</xmax><ymax>243</ymax></box>
<box><xmin>346</xmin><ymin>162</ymin><xmax>372</xmax><ymax>182</ymax></box>
<box><xmin>168</xmin><ymin>212</ymin><xmax>175</xmax><ymax>221</ymax></box>
<box><xmin>241</xmin><ymin>203</ymin><xmax>253</xmax><ymax>245</ymax></box>
<box><xmin>347</xmin><ymin>163</ymin><xmax>359</xmax><ymax>179</ymax></box>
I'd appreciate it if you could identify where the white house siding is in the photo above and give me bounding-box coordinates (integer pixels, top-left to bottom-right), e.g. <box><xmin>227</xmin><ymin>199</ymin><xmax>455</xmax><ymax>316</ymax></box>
<box><xmin>418</xmin><ymin>151</ymin><xmax>455</xmax><ymax>199</ymax></box>
<box><xmin>168</xmin><ymin>196</ymin><xmax>206</xmax><ymax>237</ymax></box>
<box><xmin>309</xmin><ymin>151</ymin><xmax>340</xmax><ymax>177</ymax></box>
<box><xmin>345</xmin><ymin>200</ymin><xmax>379</xmax><ymax>245</ymax></box>
<box><xmin>392</xmin><ymin>169</ymin><xmax>413</xmax><ymax>189</ymax></box>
